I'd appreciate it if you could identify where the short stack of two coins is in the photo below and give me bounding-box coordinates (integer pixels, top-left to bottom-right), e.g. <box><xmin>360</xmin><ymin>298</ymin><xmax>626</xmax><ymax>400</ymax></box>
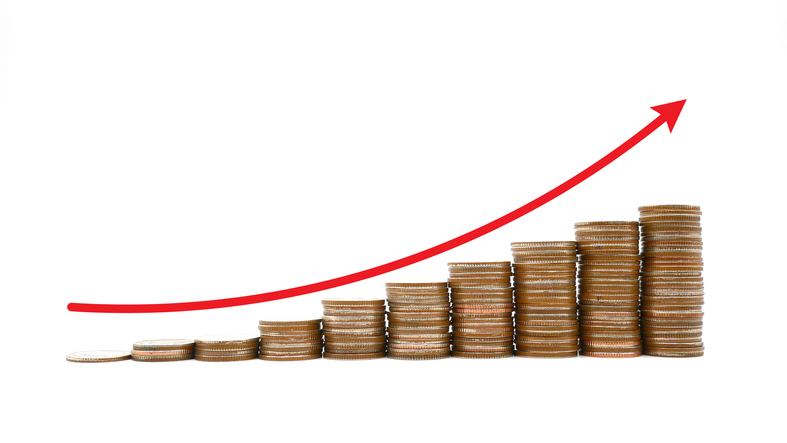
<box><xmin>322</xmin><ymin>298</ymin><xmax>387</xmax><ymax>360</ymax></box>
<box><xmin>510</xmin><ymin>242</ymin><xmax>579</xmax><ymax>358</ymax></box>
<box><xmin>131</xmin><ymin>339</ymin><xmax>195</xmax><ymax>362</ymax></box>
<box><xmin>575</xmin><ymin>221</ymin><xmax>643</xmax><ymax>358</ymax></box>
<box><xmin>385</xmin><ymin>283</ymin><xmax>450</xmax><ymax>360</ymax></box>
<box><xmin>448</xmin><ymin>262</ymin><xmax>514</xmax><ymax>359</ymax></box>
<box><xmin>258</xmin><ymin>318</ymin><xmax>323</xmax><ymax>361</ymax></box>
<box><xmin>639</xmin><ymin>204</ymin><xmax>705</xmax><ymax>357</ymax></box>
<box><xmin>194</xmin><ymin>334</ymin><xmax>260</xmax><ymax>362</ymax></box>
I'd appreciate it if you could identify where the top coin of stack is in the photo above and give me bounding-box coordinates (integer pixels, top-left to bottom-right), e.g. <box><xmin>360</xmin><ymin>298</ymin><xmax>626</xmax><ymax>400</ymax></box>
<box><xmin>385</xmin><ymin>283</ymin><xmax>450</xmax><ymax>360</ymax></box>
<box><xmin>638</xmin><ymin>204</ymin><xmax>704</xmax><ymax>357</ymax></box>
<box><xmin>575</xmin><ymin>221</ymin><xmax>642</xmax><ymax>358</ymax></box>
<box><xmin>194</xmin><ymin>334</ymin><xmax>260</xmax><ymax>362</ymax></box>
<box><xmin>322</xmin><ymin>298</ymin><xmax>387</xmax><ymax>360</ymax></box>
<box><xmin>131</xmin><ymin>339</ymin><xmax>195</xmax><ymax>362</ymax></box>
<box><xmin>510</xmin><ymin>242</ymin><xmax>579</xmax><ymax>358</ymax></box>
<box><xmin>448</xmin><ymin>262</ymin><xmax>514</xmax><ymax>359</ymax></box>
<box><xmin>258</xmin><ymin>317</ymin><xmax>323</xmax><ymax>361</ymax></box>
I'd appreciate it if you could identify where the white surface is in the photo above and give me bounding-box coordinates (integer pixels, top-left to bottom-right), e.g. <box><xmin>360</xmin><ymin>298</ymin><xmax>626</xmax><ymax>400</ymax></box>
<box><xmin>1</xmin><ymin>1</ymin><xmax>785</xmax><ymax>441</ymax></box>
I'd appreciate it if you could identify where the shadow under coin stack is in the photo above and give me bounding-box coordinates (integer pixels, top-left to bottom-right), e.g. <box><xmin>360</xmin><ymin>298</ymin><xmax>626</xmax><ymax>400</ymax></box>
<box><xmin>639</xmin><ymin>205</ymin><xmax>705</xmax><ymax>357</ymax></box>
<box><xmin>194</xmin><ymin>334</ymin><xmax>260</xmax><ymax>361</ymax></box>
<box><xmin>510</xmin><ymin>242</ymin><xmax>579</xmax><ymax>358</ymax></box>
<box><xmin>258</xmin><ymin>318</ymin><xmax>323</xmax><ymax>361</ymax></box>
<box><xmin>575</xmin><ymin>221</ymin><xmax>642</xmax><ymax>358</ymax></box>
<box><xmin>322</xmin><ymin>298</ymin><xmax>387</xmax><ymax>360</ymax></box>
<box><xmin>448</xmin><ymin>262</ymin><xmax>514</xmax><ymax>358</ymax></box>
<box><xmin>385</xmin><ymin>283</ymin><xmax>451</xmax><ymax>360</ymax></box>
<box><xmin>131</xmin><ymin>339</ymin><xmax>195</xmax><ymax>362</ymax></box>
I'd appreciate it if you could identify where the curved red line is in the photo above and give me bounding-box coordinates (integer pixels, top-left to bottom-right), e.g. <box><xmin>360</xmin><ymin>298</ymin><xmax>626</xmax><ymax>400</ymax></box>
<box><xmin>68</xmin><ymin>111</ymin><xmax>672</xmax><ymax>313</ymax></box>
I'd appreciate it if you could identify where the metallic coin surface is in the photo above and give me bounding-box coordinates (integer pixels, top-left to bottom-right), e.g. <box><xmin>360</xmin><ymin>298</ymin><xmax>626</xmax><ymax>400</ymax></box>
<box><xmin>66</xmin><ymin>350</ymin><xmax>131</xmax><ymax>363</ymax></box>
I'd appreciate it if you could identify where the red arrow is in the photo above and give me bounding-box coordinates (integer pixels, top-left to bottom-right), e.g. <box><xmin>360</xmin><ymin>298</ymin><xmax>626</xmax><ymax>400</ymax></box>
<box><xmin>68</xmin><ymin>100</ymin><xmax>686</xmax><ymax>313</ymax></box>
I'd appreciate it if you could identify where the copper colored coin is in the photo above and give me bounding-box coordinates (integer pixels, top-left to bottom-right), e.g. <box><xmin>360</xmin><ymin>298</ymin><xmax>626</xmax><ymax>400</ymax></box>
<box><xmin>258</xmin><ymin>317</ymin><xmax>322</xmax><ymax>327</ymax></box>
<box><xmin>515</xmin><ymin>350</ymin><xmax>578</xmax><ymax>358</ymax></box>
<box><xmin>321</xmin><ymin>298</ymin><xmax>385</xmax><ymax>307</ymax></box>
<box><xmin>259</xmin><ymin>343</ymin><xmax>323</xmax><ymax>353</ymax></box>
<box><xmin>323</xmin><ymin>351</ymin><xmax>386</xmax><ymax>360</ymax></box>
<box><xmin>132</xmin><ymin>339</ymin><xmax>195</xmax><ymax>351</ymax></box>
<box><xmin>131</xmin><ymin>353</ymin><xmax>195</xmax><ymax>362</ymax></box>
<box><xmin>195</xmin><ymin>334</ymin><xmax>259</xmax><ymax>346</ymax></box>
<box><xmin>131</xmin><ymin>349</ymin><xmax>195</xmax><ymax>357</ymax></box>
<box><xmin>387</xmin><ymin>350</ymin><xmax>450</xmax><ymax>360</ymax></box>
<box><xmin>644</xmin><ymin>348</ymin><xmax>704</xmax><ymax>358</ymax></box>
<box><xmin>451</xmin><ymin>350</ymin><xmax>513</xmax><ymax>359</ymax></box>
<box><xmin>451</xmin><ymin>330</ymin><xmax>514</xmax><ymax>339</ymax></box>
<box><xmin>195</xmin><ymin>348</ymin><xmax>259</xmax><ymax>356</ymax></box>
<box><xmin>385</xmin><ymin>282</ymin><xmax>447</xmax><ymax>289</ymax></box>
<box><xmin>579</xmin><ymin>350</ymin><xmax>642</xmax><ymax>358</ymax></box>
<box><xmin>195</xmin><ymin>353</ymin><xmax>257</xmax><ymax>362</ymax></box>
<box><xmin>258</xmin><ymin>353</ymin><xmax>322</xmax><ymax>361</ymax></box>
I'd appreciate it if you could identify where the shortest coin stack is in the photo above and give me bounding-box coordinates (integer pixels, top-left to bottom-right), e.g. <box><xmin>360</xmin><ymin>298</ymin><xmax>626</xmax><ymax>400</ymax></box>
<box><xmin>258</xmin><ymin>317</ymin><xmax>323</xmax><ymax>361</ymax></box>
<box><xmin>131</xmin><ymin>339</ymin><xmax>195</xmax><ymax>362</ymax></box>
<box><xmin>322</xmin><ymin>298</ymin><xmax>387</xmax><ymax>360</ymax></box>
<box><xmin>66</xmin><ymin>350</ymin><xmax>131</xmax><ymax>363</ymax></box>
<box><xmin>194</xmin><ymin>334</ymin><xmax>260</xmax><ymax>362</ymax></box>
<box><xmin>385</xmin><ymin>283</ymin><xmax>451</xmax><ymax>360</ymax></box>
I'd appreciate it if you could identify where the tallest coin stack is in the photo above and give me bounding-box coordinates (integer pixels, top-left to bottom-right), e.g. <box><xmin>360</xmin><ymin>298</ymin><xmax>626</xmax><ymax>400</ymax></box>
<box><xmin>638</xmin><ymin>205</ymin><xmax>705</xmax><ymax>357</ymax></box>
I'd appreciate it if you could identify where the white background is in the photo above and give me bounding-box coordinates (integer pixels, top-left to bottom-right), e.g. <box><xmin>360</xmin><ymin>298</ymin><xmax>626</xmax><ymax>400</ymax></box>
<box><xmin>1</xmin><ymin>1</ymin><xmax>786</xmax><ymax>441</ymax></box>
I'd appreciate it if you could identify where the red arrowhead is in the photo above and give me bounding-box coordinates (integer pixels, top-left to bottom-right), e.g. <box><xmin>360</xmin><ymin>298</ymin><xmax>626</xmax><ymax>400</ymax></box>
<box><xmin>651</xmin><ymin>99</ymin><xmax>686</xmax><ymax>133</ymax></box>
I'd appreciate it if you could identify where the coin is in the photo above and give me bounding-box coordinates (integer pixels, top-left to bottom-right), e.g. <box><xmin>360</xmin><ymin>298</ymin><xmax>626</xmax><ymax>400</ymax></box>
<box><xmin>132</xmin><ymin>339</ymin><xmax>196</xmax><ymax>351</ymax></box>
<box><xmin>323</xmin><ymin>351</ymin><xmax>386</xmax><ymax>360</ymax></box>
<box><xmin>66</xmin><ymin>350</ymin><xmax>131</xmax><ymax>363</ymax></box>
<box><xmin>131</xmin><ymin>353</ymin><xmax>195</xmax><ymax>362</ymax></box>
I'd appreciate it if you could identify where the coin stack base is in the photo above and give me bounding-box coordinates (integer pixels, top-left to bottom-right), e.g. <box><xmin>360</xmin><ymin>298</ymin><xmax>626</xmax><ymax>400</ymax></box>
<box><xmin>575</xmin><ymin>221</ymin><xmax>642</xmax><ymax>358</ymax></box>
<box><xmin>322</xmin><ymin>298</ymin><xmax>387</xmax><ymax>360</ymax></box>
<box><xmin>386</xmin><ymin>283</ymin><xmax>450</xmax><ymax>360</ymax></box>
<box><xmin>195</xmin><ymin>334</ymin><xmax>260</xmax><ymax>362</ymax></box>
<box><xmin>511</xmin><ymin>242</ymin><xmax>579</xmax><ymax>358</ymax></box>
<box><xmin>449</xmin><ymin>262</ymin><xmax>514</xmax><ymax>359</ymax></box>
<box><xmin>639</xmin><ymin>205</ymin><xmax>705</xmax><ymax>357</ymax></box>
<box><xmin>258</xmin><ymin>317</ymin><xmax>323</xmax><ymax>361</ymax></box>
<box><xmin>132</xmin><ymin>339</ymin><xmax>195</xmax><ymax>362</ymax></box>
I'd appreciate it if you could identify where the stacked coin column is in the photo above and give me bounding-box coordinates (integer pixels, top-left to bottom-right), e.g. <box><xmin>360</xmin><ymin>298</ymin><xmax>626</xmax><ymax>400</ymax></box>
<box><xmin>131</xmin><ymin>339</ymin><xmax>195</xmax><ymax>362</ymax></box>
<box><xmin>574</xmin><ymin>222</ymin><xmax>643</xmax><ymax>358</ymax></box>
<box><xmin>194</xmin><ymin>334</ymin><xmax>260</xmax><ymax>362</ymax></box>
<box><xmin>322</xmin><ymin>298</ymin><xmax>387</xmax><ymax>360</ymax></box>
<box><xmin>448</xmin><ymin>262</ymin><xmax>514</xmax><ymax>359</ymax></box>
<box><xmin>258</xmin><ymin>318</ymin><xmax>323</xmax><ymax>361</ymax></box>
<box><xmin>385</xmin><ymin>283</ymin><xmax>451</xmax><ymax>360</ymax></box>
<box><xmin>510</xmin><ymin>242</ymin><xmax>580</xmax><ymax>358</ymax></box>
<box><xmin>638</xmin><ymin>205</ymin><xmax>705</xmax><ymax>357</ymax></box>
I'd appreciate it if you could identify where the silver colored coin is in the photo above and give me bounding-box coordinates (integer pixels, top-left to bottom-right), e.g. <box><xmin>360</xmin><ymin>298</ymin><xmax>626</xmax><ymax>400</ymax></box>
<box><xmin>66</xmin><ymin>350</ymin><xmax>131</xmax><ymax>363</ymax></box>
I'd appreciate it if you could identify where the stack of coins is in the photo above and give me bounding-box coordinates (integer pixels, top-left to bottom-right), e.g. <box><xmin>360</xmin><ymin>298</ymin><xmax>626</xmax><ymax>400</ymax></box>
<box><xmin>258</xmin><ymin>318</ymin><xmax>323</xmax><ymax>361</ymax></box>
<box><xmin>510</xmin><ymin>242</ymin><xmax>579</xmax><ymax>358</ymax></box>
<box><xmin>639</xmin><ymin>205</ymin><xmax>705</xmax><ymax>357</ymax></box>
<box><xmin>385</xmin><ymin>283</ymin><xmax>451</xmax><ymax>360</ymax></box>
<box><xmin>448</xmin><ymin>262</ymin><xmax>514</xmax><ymax>358</ymax></box>
<box><xmin>131</xmin><ymin>339</ymin><xmax>195</xmax><ymax>362</ymax></box>
<box><xmin>322</xmin><ymin>298</ymin><xmax>387</xmax><ymax>360</ymax></box>
<box><xmin>575</xmin><ymin>221</ymin><xmax>642</xmax><ymax>358</ymax></box>
<box><xmin>194</xmin><ymin>334</ymin><xmax>260</xmax><ymax>362</ymax></box>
